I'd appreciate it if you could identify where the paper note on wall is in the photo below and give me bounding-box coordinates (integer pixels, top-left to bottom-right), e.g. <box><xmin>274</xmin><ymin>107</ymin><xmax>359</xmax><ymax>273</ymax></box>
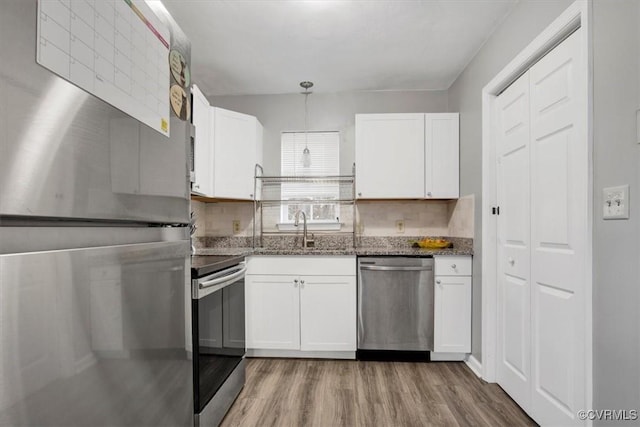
<box><xmin>36</xmin><ymin>0</ymin><xmax>171</xmax><ymax>137</ymax></box>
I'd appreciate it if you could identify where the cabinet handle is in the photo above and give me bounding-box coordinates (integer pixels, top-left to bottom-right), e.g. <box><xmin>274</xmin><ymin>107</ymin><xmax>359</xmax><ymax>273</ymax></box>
<box><xmin>194</xmin><ymin>184</ymin><xmax>200</xmax><ymax>189</ymax></box>
<box><xmin>436</xmin><ymin>279</ymin><xmax>441</xmax><ymax>284</ymax></box>
<box><xmin>293</xmin><ymin>279</ymin><xmax>298</xmax><ymax>287</ymax></box>
<box><xmin>451</xmin><ymin>264</ymin><xmax>457</xmax><ymax>269</ymax></box>
<box><xmin>358</xmin><ymin>192</ymin><xmax>362</xmax><ymax>197</ymax></box>
<box><xmin>250</xmin><ymin>194</ymin><xmax>253</xmax><ymax>198</ymax></box>
<box><xmin>508</xmin><ymin>258</ymin><xmax>515</xmax><ymax>266</ymax></box>
<box><xmin>427</xmin><ymin>191</ymin><xmax>432</xmax><ymax>197</ymax></box>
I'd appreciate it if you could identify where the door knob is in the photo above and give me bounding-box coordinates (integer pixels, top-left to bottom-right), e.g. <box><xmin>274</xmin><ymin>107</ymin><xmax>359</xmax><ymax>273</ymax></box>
<box><xmin>436</xmin><ymin>279</ymin><xmax>441</xmax><ymax>284</ymax></box>
<box><xmin>508</xmin><ymin>258</ymin><xmax>515</xmax><ymax>266</ymax></box>
<box><xmin>451</xmin><ymin>264</ymin><xmax>456</xmax><ymax>269</ymax></box>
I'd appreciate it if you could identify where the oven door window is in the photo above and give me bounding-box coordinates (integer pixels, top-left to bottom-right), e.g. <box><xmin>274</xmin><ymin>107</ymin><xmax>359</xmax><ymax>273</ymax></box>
<box><xmin>194</xmin><ymin>277</ymin><xmax>245</xmax><ymax>413</ymax></box>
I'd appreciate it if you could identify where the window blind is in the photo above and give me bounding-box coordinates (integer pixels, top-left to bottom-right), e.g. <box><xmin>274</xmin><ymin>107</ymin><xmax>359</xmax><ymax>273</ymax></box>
<box><xmin>280</xmin><ymin>131</ymin><xmax>340</xmax><ymax>222</ymax></box>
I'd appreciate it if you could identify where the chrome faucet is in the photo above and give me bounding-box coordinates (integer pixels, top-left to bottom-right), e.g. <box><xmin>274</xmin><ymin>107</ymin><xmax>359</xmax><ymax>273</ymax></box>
<box><xmin>294</xmin><ymin>210</ymin><xmax>314</xmax><ymax>248</ymax></box>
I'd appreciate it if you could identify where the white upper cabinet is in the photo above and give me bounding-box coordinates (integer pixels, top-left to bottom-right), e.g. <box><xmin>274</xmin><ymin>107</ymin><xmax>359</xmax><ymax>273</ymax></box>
<box><xmin>425</xmin><ymin>113</ymin><xmax>459</xmax><ymax>199</ymax></box>
<box><xmin>355</xmin><ymin>112</ymin><xmax>459</xmax><ymax>199</ymax></box>
<box><xmin>355</xmin><ymin>113</ymin><xmax>425</xmax><ymax>199</ymax></box>
<box><xmin>191</xmin><ymin>85</ymin><xmax>213</xmax><ymax>196</ymax></box>
<box><xmin>212</xmin><ymin>107</ymin><xmax>259</xmax><ymax>200</ymax></box>
<box><xmin>190</xmin><ymin>92</ymin><xmax>263</xmax><ymax>199</ymax></box>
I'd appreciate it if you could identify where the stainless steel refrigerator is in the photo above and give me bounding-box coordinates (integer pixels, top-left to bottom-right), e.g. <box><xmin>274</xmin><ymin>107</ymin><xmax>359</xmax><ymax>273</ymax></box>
<box><xmin>0</xmin><ymin>1</ymin><xmax>193</xmax><ymax>425</ymax></box>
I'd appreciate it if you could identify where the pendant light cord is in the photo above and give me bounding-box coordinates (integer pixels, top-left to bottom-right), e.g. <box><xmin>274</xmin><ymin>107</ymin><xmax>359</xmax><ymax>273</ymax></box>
<box><xmin>304</xmin><ymin>91</ymin><xmax>309</xmax><ymax>151</ymax></box>
<box><xmin>299</xmin><ymin>81</ymin><xmax>313</xmax><ymax>168</ymax></box>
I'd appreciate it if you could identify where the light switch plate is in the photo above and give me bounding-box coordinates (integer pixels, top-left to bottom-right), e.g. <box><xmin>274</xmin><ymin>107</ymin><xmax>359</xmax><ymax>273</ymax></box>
<box><xmin>603</xmin><ymin>185</ymin><xmax>629</xmax><ymax>220</ymax></box>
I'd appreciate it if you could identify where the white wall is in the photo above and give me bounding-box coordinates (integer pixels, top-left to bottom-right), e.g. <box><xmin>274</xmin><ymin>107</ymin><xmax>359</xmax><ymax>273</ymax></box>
<box><xmin>449</xmin><ymin>0</ymin><xmax>640</xmax><ymax>416</ymax></box>
<box><xmin>447</xmin><ymin>0</ymin><xmax>573</xmax><ymax>362</ymax></box>
<box><xmin>208</xmin><ymin>90</ymin><xmax>448</xmax><ymax>175</ymax></box>
<box><xmin>592</xmin><ymin>0</ymin><xmax>640</xmax><ymax>418</ymax></box>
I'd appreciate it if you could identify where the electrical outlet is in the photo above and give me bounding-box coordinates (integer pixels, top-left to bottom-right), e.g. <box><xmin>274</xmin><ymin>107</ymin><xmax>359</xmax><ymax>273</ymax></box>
<box><xmin>232</xmin><ymin>220</ymin><xmax>241</xmax><ymax>234</ymax></box>
<box><xmin>395</xmin><ymin>220</ymin><xmax>405</xmax><ymax>233</ymax></box>
<box><xmin>603</xmin><ymin>185</ymin><xmax>630</xmax><ymax>220</ymax></box>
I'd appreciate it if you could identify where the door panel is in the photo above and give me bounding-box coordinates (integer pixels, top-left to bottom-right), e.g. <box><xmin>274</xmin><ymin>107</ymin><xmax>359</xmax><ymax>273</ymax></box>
<box><xmin>434</xmin><ymin>276</ymin><xmax>471</xmax><ymax>353</ymax></box>
<box><xmin>213</xmin><ymin>107</ymin><xmax>256</xmax><ymax>200</ymax></box>
<box><xmin>425</xmin><ymin>113</ymin><xmax>459</xmax><ymax>198</ymax></box>
<box><xmin>0</xmin><ymin>241</ymin><xmax>192</xmax><ymax>426</ymax></box>
<box><xmin>245</xmin><ymin>275</ymin><xmax>300</xmax><ymax>350</ymax></box>
<box><xmin>355</xmin><ymin>113</ymin><xmax>425</xmax><ymax>198</ymax></box>
<box><xmin>529</xmin><ymin>28</ymin><xmax>586</xmax><ymax>426</ymax></box>
<box><xmin>191</xmin><ymin>84</ymin><xmax>213</xmax><ymax>196</ymax></box>
<box><xmin>300</xmin><ymin>276</ymin><xmax>356</xmax><ymax>351</ymax></box>
<box><xmin>496</xmin><ymin>71</ymin><xmax>531</xmax><ymax>411</ymax></box>
<box><xmin>0</xmin><ymin>0</ymin><xmax>189</xmax><ymax>223</ymax></box>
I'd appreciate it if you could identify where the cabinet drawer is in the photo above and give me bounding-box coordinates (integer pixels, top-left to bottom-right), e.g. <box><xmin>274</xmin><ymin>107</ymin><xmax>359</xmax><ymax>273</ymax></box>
<box><xmin>434</xmin><ymin>256</ymin><xmax>472</xmax><ymax>276</ymax></box>
<box><xmin>247</xmin><ymin>255</ymin><xmax>356</xmax><ymax>276</ymax></box>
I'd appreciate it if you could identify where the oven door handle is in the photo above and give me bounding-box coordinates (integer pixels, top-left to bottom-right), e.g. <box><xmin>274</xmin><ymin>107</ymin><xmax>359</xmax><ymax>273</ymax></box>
<box><xmin>199</xmin><ymin>264</ymin><xmax>247</xmax><ymax>290</ymax></box>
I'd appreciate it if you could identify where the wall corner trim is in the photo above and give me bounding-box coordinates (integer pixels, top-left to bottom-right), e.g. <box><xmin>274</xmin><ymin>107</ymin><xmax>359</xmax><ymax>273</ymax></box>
<box><xmin>465</xmin><ymin>355</ymin><xmax>483</xmax><ymax>378</ymax></box>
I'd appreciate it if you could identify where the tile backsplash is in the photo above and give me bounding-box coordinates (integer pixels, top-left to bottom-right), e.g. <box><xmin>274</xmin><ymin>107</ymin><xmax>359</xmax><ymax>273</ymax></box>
<box><xmin>191</xmin><ymin>195</ymin><xmax>474</xmax><ymax>239</ymax></box>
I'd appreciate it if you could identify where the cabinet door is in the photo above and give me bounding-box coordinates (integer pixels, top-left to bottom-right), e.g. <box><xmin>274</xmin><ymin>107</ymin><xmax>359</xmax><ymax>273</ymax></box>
<box><xmin>425</xmin><ymin>113</ymin><xmax>459</xmax><ymax>199</ymax></box>
<box><xmin>191</xmin><ymin>85</ymin><xmax>213</xmax><ymax>196</ymax></box>
<box><xmin>245</xmin><ymin>275</ymin><xmax>300</xmax><ymax>350</ymax></box>
<box><xmin>355</xmin><ymin>113</ymin><xmax>425</xmax><ymax>198</ymax></box>
<box><xmin>213</xmin><ymin>107</ymin><xmax>257</xmax><ymax>200</ymax></box>
<box><xmin>299</xmin><ymin>275</ymin><xmax>356</xmax><ymax>351</ymax></box>
<box><xmin>434</xmin><ymin>275</ymin><xmax>471</xmax><ymax>353</ymax></box>
<box><xmin>254</xmin><ymin>120</ymin><xmax>263</xmax><ymax>200</ymax></box>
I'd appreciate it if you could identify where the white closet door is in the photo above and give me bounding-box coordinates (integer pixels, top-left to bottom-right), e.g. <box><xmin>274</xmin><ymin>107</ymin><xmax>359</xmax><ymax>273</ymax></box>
<box><xmin>529</xmin><ymin>28</ymin><xmax>586</xmax><ymax>426</ymax></box>
<box><xmin>496</xmin><ymin>71</ymin><xmax>532</xmax><ymax>412</ymax></box>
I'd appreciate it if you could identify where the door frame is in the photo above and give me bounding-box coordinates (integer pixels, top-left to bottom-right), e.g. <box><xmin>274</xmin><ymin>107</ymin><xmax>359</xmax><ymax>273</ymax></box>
<box><xmin>481</xmin><ymin>0</ymin><xmax>593</xmax><ymax>409</ymax></box>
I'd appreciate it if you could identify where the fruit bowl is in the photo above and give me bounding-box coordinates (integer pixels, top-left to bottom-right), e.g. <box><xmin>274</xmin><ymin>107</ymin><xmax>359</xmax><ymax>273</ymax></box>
<box><xmin>411</xmin><ymin>238</ymin><xmax>453</xmax><ymax>249</ymax></box>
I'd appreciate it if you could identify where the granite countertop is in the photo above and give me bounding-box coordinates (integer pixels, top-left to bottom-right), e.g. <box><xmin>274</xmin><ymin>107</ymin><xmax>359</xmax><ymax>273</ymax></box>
<box><xmin>196</xmin><ymin>247</ymin><xmax>254</xmax><ymax>257</ymax></box>
<box><xmin>196</xmin><ymin>248</ymin><xmax>473</xmax><ymax>256</ymax></box>
<box><xmin>193</xmin><ymin>236</ymin><xmax>473</xmax><ymax>257</ymax></box>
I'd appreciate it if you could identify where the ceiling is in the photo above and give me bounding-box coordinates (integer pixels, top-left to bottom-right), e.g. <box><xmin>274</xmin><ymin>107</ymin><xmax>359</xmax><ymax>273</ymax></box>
<box><xmin>161</xmin><ymin>0</ymin><xmax>519</xmax><ymax>96</ymax></box>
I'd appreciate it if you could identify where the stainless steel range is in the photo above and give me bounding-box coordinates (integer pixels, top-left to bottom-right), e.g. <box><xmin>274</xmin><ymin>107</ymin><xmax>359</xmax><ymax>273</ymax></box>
<box><xmin>191</xmin><ymin>255</ymin><xmax>247</xmax><ymax>426</ymax></box>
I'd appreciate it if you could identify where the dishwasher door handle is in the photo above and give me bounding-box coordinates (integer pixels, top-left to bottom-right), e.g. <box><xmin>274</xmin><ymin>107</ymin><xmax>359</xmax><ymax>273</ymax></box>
<box><xmin>360</xmin><ymin>265</ymin><xmax>433</xmax><ymax>272</ymax></box>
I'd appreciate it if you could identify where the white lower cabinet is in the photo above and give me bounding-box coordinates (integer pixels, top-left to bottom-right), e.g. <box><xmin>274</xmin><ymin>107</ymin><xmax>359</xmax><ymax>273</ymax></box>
<box><xmin>299</xmin><ymin>275</ymin><xmax>356</xmax><ymax>351</ymax></box>
<box><xmin>245</xmin><ymin>275</ymin><xmax>300</xmax><ymax>350</ymax></box>
<box><xmin>245</xmin><ymin>256</ymin><xmax>356</xmax><ymax>358</ymax></box>
<box><xmin>432</xmin><ymin>255</ymin><xmax>472</xmax><ymax>360</ymax></box>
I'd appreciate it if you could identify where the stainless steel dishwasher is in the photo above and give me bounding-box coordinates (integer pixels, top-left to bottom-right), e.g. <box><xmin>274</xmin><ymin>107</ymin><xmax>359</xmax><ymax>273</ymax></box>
<box><xmin>358</xmin><ymin>257</ymin><xmax>434</xmax><ymax>351</ymax></box>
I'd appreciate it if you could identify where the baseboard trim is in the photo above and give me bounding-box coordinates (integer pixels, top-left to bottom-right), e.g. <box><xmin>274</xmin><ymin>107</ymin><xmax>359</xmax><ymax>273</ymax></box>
<box><xmin>246</xmin><ymin>349</ymin><xmax>356</xmax><ymax>360</ymax></box>
<box><xmin>430</xmin><ymin>352</ymin><xmax>467</xmax><ymax>361</ymax></box>
<box><xmin>465</xmin><ymin>354</ymin><xmax>483</xmax><ymax>378</ymax></box>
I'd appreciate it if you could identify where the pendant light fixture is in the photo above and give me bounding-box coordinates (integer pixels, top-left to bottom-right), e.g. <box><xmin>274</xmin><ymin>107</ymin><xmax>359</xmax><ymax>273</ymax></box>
<box><xmin>300</xmin><ymin>81</ymin><xmax>313</xmax><ymax>168</ymax></box>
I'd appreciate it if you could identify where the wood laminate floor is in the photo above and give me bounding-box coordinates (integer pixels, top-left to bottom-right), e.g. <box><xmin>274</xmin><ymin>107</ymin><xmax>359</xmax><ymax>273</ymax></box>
<box><xmin>221</xmin><ymin>358</ymin><xmax>536</xmax><ymax>427</ymax></box>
